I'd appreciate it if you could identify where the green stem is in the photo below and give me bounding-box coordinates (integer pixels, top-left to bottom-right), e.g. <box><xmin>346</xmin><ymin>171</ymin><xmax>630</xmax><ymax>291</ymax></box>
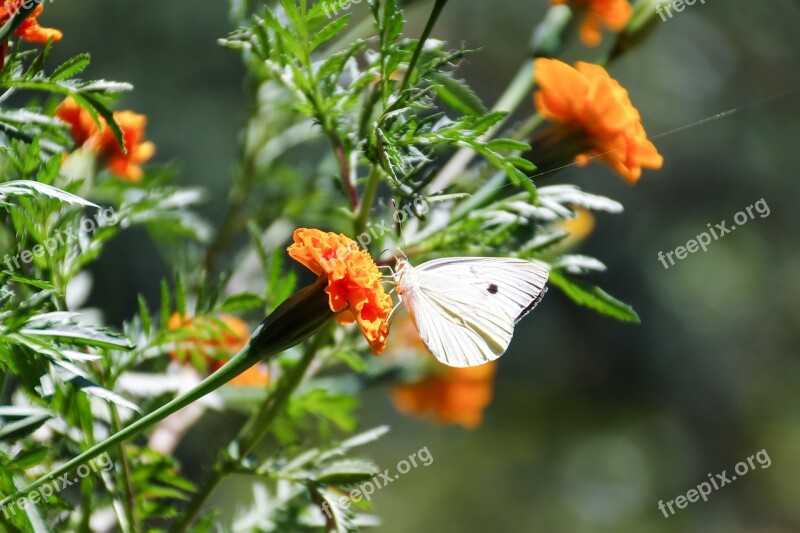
<box><xmin>0</xmin><ymin>346</ymin><xmax>264</xmax><ymax>509</ymax></box>
<box><xmin>109</xmin><ymin>405</ymin><xmax>136</xmax><ymax>532</ymax></box>
<box><xmin>354</xmin><ymin>166</ymin><xmax>381</xmax><ymax>235</ymax></box>
<box><xmin>170</xmin><ymin>328</ymin><xmax>328</xmax><ymax>532</ymax></box>
<box><xmin>400</xmin><ymin>0</ymin><xmax>449</xmax><ymax>94</ymax></box>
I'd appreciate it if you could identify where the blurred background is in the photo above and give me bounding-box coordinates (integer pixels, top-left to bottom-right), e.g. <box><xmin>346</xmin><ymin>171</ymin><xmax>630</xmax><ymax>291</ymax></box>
<box><xmin>47</xmin><ymin>0</ymin><xmax>800</xmax><ymax>531</ymax></box>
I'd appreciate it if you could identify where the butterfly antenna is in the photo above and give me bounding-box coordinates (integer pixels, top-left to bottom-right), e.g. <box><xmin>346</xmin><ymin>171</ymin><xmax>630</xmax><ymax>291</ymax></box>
<box><xmin>391</xmin><ymin>199</ymin><xmax>409</xmax><ymax>259</ymax></box>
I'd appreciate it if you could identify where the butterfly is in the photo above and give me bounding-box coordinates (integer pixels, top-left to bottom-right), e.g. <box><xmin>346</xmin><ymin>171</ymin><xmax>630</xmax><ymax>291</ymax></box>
<box><xmin>393</xmin><ymin>257</ymin><xmax>549</xmax><ymax>367</ymax></box>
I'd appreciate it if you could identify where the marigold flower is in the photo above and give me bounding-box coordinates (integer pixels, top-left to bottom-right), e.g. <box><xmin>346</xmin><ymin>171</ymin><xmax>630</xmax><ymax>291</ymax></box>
<box><xmin>533</xmin><ymin>58</ymin><xmax>663</xmax><ymax>183</ymax></box>
<box><xmin>551</xmin><ymin>0</ymin><xmax>632</xmax><ymax>47</ymax></box>
<box><xmin>55</xmin><ymin>98</ymin><xmax>156</xmax><ymax>182</ymax></box>
<box><xmin>0</xmin><ymin>3</ymin><xmax>62</xmax><ymax>44</ymax></box>
<box><xmin>288</xmin><ymin>228</ymin><xmax>392</xmax><ymax>355</ymax></box>
<box><xmin>392</xmin><ymin>362</ymin><xmax>497</xmax><ymax>429</ymax></box>
<box><xmin>55</xmin><ymin>98</ymin><xmax>97</xmax><ymax>146</ymax></box>
<box><xmin>95</xmin><ymin>111</ymin><xmax>157</xmax><ymax>182</ymax></box>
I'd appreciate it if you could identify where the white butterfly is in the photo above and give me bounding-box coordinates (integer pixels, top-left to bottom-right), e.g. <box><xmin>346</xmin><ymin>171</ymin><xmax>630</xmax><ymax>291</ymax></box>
<box><xmin>393</xmin><ymin>257</ymin><xmax>549</xmax><ymax>367</ymax></box>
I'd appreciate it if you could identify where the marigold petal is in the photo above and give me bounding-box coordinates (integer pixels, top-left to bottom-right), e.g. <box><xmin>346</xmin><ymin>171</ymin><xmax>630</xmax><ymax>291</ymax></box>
<box><xmin>390</xmin><ymin>361</ymin><xmax>497</xmax><ymax>429</ymax></box>
<box><xmin>550</xmin><ymin>0</ymin><xmax>632</xmax><ymax>47</ymax></box>
<box><xmin>534</xmin><ymin>59</ymin><xmax>663</xmax><ymax>183</ymax></box>
<box><xmin>534</xmin><ymin>58</ymin><xmax>589</xmax><ymax>120</ymax></box>
<box><xmin>288</xmin><ymin>229</ymin><xmax>392</xmax><ymax>354</ymax></box>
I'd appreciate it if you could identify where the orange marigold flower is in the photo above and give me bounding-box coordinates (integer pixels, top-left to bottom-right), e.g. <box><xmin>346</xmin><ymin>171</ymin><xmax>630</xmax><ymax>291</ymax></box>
<box><xmin>55</xmin><ymin>97</ymin><xmax>98</xmax><ymax>146</ymax></box>
<box><xmin>391</xmin><ymin>362</ymin><xmax>497</xmax><ymax>429</ymax></box>
<box><xmin>95</xmin><ymin>111</ymin><xmax>157</xmax><ymax>183</ymax></box>
<box><xmin>551</xmin><ymin>0</ymin><xmax>632</xmax><ymax>47</ymax></box>
<box><xmin>167</xmin><ymin>313</ymin><xmax>269</xmax><ymax>387</ymax></box>
<box><xmin>288</xmin><ymin>228</ymin><xmax>392</xmax><ymax>355</ymax></box>
<box><xmin>167</xmin><ymin>312</ymin><xmax>250</xmax><ymax>361</ymax></box>
<box><xmin>0</xmin><ymin>4</ymin><xmax>63</xmax><ymax>44</ymax></box>
<box><xmin>533</xmin><ymin>58</ymin><xmax>663</xmax><ymax>183</ymax></box>
<box><xmin>55</xmin><ymin>98</ymin><xmax>156</xmax><ymax>182</ymax></box>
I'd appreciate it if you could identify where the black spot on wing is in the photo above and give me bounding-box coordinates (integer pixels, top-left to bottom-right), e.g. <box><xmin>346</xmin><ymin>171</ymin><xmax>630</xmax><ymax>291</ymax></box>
<box><xmin>487</xmin><ymin>283</ymin><xmax>499</xmax><ymax>294</ymax></box>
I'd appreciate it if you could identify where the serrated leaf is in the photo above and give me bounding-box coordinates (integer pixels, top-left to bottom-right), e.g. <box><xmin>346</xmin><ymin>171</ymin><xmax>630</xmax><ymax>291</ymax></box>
<box><xmin>51</xmin><ymin>53</ymin><xmax>91</xmax><ymax>81</ymax></box>
<box><xmin>315</xmin><ymin>459</ymin><xmax>379</xmax><ymax>484</ymax></box>
<box><xmin>22</xmin><ymin>313</ymin><xmax>135</xmax><ymax>350</ymax></box>
<box><xmin>220</xmin><ymin>293</ymin><xmax>264</xmax><ymax>312</ymax></box>
<box><xmin>549</xmin><ymin>271</ymin><xmax>640</xmax><ymax>323</ymax></box>
<box><xmin>0</xmin><ymin>180</ymin><xmax>98</xmax><ymax>207</ymax></box>
<box><xmin>311</xmin><ymin>15</ymin><xmax>350</xmax><ymax>51</ymax></box>
<box><xmin>430</xmin><ymin>73</ymin><xmax>487</xmax><ymax>116</ymax></box>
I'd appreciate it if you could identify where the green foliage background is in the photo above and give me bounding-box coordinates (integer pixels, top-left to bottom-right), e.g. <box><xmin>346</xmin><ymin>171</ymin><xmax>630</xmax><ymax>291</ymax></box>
<box><xmin>35</xmin><ymin>0</ymin><xmax>800</xmax><ymax>531</ymax></box>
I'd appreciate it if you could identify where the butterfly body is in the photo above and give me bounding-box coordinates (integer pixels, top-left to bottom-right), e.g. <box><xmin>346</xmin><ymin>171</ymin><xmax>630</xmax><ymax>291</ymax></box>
<box><xmin>394</xmin><ymin>257</ymin><xmax>549</xmax><ymax>367</ymax></box>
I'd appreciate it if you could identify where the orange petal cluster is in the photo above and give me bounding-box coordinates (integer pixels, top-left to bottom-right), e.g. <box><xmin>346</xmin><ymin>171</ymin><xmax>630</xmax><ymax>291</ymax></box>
<box><xmin>55</xmin><ymin>98</ymin><xmax>156</xmax><ymax>182</ymax></box>
<box><xmin>167</xmin><ymin>313</ymin><xmax>269</xmax><ymax>387</ymax></box>
<box><xmin>288</xmin><ymin>228</ymin><xmax>391</xmax><ymax>355</ymax></box>
<box><xmin>392</xmin><ymin>362</ymin><xmax>497</xmax><ymax>429</ymax></box>
<box><xmin>550</xmin><ymin>0</ymin><xmax>632</xmax><ymax>47</ymax></box>
<box><xmin>534</xmin><ymin>58</ymin><xmax>663</xmax><ymax>183</ymax></box>
<box><xmin>1</xmin><ymin>3</ymin><xmax>62</xmax><ymax>44</ymax></box>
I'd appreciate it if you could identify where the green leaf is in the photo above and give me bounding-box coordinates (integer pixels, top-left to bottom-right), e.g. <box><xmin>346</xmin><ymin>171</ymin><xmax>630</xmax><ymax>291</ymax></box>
<box><xmin>220</xmin><ymin>293</ymin><xmax>264</xmax><ymax>312</ymax></box>
<box><xmin>312</xmin><ymin>486</ymin><xmax>357</xmax><ymax>533</ymax></box>
<box><xmin>549</xmin><ymin>271</ymin><xmax>641</xmax><ymax>323</ymax></box>
<box><xmin>287</xmin><ymin>388</ymin><xmax>358</xmax><ymax>432</ymax></box>
<box><xmin>22</xmin><ymin>313</ymin><xmax>135</xmax><ymax>350</ymax></box>
<box><xmin>310</xmin><ymin>15</ymin><xmax>350</xmax><ymax>52</ymax></box>
<box><xmin>0</xmin><ymin>412</ymin><xmax>51</xmax><ymax>442</ymax></box>
<box><xmin>81</xmin><ymin>93</ymin><xmax>125</xmax><ymax>151</ymax></box>
<box><xmin>0</xmin><ymin>180</ymin><xmax>98</xmax><ymax>207</ymax></box>
<box><xmin>51</xmin><ymin>53</ymin><xmax>91</xmax><ymax>81</ymax></box>
<box><xmin>430</xmin><ymin>73</ymin><xmax>487</xmax><ymax>116</ymax></box>
<box><xmin>314</xmin><ymin>458</ymin><xmax>380</xmax><ymax>485</ymax></box>
<box><xmin>486</xmin><ymin>138</ymin><xmax>531</xmax><ymax>152</ymax></box>
<box><xmin>80</xmin><ymin>385</ymin><xmax>140</xmax><ymax>412</ymax></box>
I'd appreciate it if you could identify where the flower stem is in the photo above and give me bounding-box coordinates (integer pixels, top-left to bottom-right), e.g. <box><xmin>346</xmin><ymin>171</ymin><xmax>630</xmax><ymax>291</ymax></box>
<box><xmin>170</xmin><ymin>327</ymin><xmax>329</xmax><ymax>532</ymax></box>
<box><xmin>0</xmin><ymin>346</ymin><xmax>264</xmax><ymax>510</ymax></box>
<box><xmin>0</xmin><ymin>272</ymin><xmax>336</xmax><ymax>511</ymax></box>
<box><xmin>354</xmin><ymin>165</ymin><xmax>381</xmax><ymax>235</ymax></box>
<box><xmin>400</xmin><ymin>0</ymin><xmax>449</xmax><ymax>94</ymax></box>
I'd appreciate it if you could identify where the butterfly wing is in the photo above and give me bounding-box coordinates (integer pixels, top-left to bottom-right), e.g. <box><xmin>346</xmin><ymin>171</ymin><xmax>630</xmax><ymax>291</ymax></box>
<box><xmin>402</xmin><ymin>258</ymin><xmax>548</xmax><ymax>367</ymax></box>
<box><xmin>417</xmin><ymin>257</ymin><xmax>549</xmax><ymax>324</ymax></box>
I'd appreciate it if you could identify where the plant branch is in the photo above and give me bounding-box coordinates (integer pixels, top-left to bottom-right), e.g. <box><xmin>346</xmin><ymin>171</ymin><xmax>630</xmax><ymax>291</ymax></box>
<box><xmin>170</xmin><ymin>327</ymin><xmax>329</xmax><ymax>532</ymax></box>
<box><xmin>400</xmin><ymin>0</ymin><xmax>449</xmax><ymax>94</ymax></box>
<box><xmin>354</xmin><ymin>165</ymin><xmax>381</xmax><ymax>235</ymax></box>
